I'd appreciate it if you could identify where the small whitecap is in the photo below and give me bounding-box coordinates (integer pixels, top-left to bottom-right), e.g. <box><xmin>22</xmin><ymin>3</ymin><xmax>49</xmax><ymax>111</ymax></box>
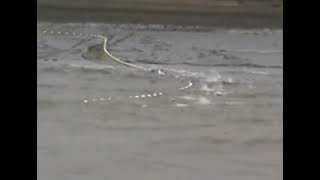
<box><xmin>176</xmin><ymin>103</ymin><xmax>188</xmax><ymax>107</ymax></box>
<box><xmin>197</xmin><ymin>97</ymin><xmax>211</xmax><ymax>105</ymax></box>
<box><xmin>179</xmin><ymin>96</ymin><xmax>197</xmax><ymax>101</ymax></box>
<box><xmin>225</xmin><ymin>101</ymin><xmax>244</xmax><ymax>105</ymax></box>
<box><xmin>158</xmin><ymin>69</ymin><xmax>165</xmax><ymax>75</ymax></box>
<box><xmin>201</xmin><ymin>84</ymin><xmax>215</xmax><ymax>92</ymax></box>
<box><xmin>248</xmin><ymin>85</ymin><xmax>256</xmax><ymax>89</ymax></box>
<box><xmin>226</xmin><ymin>78</ymin><xmax>234</xmax><ymax>83</ymax></box>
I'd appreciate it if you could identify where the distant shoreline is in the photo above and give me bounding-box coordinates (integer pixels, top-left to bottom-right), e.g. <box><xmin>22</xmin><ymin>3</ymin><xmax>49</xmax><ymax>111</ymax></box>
<box><xmin>37</xmin><ymin>1</ymin><xmax>282</xmax><ymax>28</ymax></box>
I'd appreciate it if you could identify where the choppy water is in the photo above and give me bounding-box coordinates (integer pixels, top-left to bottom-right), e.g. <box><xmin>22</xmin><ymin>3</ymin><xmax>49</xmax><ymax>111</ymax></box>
<box><xmin>37</xmin><ymin>23</ymin><xmax>282</xmax><ymax>180</ymax></box>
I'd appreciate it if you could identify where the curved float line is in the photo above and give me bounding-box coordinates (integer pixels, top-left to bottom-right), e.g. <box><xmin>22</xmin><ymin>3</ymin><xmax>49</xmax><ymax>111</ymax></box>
<box><xmin>95</xmin><ymin>35</ymin><xmax>151</xmax><ymax>71</ymax></box>
<box><xmin>178</xmin><ymin>81</ymin><xmax>193</xmax><ymax>91</ymax></box>
<box><xmin>94</xmin><ymin>34</ymin><xmax>194</xmax><ymax>91</ymax></box>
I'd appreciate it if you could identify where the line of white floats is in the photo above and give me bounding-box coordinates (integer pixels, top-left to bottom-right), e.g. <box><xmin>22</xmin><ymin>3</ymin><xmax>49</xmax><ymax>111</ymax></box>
<box><xmin>83</xmin><ymin>92</ymin><xmax>163</xmax><ymax>103</ymax></box>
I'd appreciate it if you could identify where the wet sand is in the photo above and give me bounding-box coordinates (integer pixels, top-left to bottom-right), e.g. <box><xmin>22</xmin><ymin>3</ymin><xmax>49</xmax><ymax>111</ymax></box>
<box><xmin>37</xmin><ymin>23</ymin><xmax>282</xmax><ymax>180</ymax></box>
